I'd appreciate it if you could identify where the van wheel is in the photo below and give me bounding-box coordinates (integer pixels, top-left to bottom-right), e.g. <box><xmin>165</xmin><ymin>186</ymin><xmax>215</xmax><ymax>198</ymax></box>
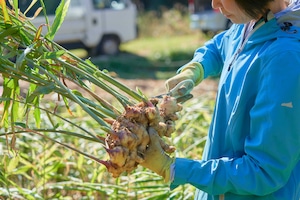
<box><xmin>99</xmin><ymin>35</ymin><xmax>120</xmax><ymax>55</ymax></box>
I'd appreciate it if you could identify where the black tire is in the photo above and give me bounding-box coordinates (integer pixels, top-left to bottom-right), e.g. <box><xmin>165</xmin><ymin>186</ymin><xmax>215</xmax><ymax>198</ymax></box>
<box><xmin>99</xmin><ymin>35</ymin><xmax>120</xmax><ymax>56</ymax></box>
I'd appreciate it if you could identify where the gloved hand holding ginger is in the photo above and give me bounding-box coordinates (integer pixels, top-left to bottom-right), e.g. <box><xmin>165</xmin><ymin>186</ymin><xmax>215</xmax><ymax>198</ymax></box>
<box><xmin>141</xmin><ymin>127</ymin><xmax>175</xmax><ymax>182</ymax></box>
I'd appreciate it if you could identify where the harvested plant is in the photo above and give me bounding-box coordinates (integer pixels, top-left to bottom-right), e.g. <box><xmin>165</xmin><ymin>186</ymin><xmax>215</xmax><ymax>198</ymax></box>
<box><xmin>0</xmin><ymin>0</ymin><xmax>184</xmax><ymax>177</ymax></box>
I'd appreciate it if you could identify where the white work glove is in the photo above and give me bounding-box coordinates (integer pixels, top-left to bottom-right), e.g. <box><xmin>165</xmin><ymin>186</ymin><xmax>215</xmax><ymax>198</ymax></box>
<box><xmin>165</xmin><ymin>62</ymin><xmax>204</xmax><ymax>92</ymax></box>
<box><xmin>140</xmin><ymin>127</ymin><xmax>175</xmax><ymax>182</ymax></box>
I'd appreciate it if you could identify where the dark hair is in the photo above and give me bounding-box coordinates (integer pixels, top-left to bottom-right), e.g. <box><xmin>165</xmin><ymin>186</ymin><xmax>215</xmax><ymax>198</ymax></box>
<box><xmin>235</xmin><ymin>0</ymin><xmax>274</xmax><ymax>19</ymax></box>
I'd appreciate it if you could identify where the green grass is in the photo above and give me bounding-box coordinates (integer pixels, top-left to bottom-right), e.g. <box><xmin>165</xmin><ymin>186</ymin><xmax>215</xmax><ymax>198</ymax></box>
<box><xmin>91</xmin><ymin>33</ymin><xmax>208</xmax><ymax>80</ymax></box>
<box><xmin>121</xmin><ymin>33</ymin><xmax>203</xmax><ymax>60</ymax></box>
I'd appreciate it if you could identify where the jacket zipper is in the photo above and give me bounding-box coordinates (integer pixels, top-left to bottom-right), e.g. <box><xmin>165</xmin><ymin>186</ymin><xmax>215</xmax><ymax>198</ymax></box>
<box><xmin>227</xmin><ymin>21</ymin><xmax>265</xmax><ymax>71</ymax></box>
<box><xmin>227</xmin><ymin>48</ymin><xmax>242</xmax><ymax>71</ymax></box>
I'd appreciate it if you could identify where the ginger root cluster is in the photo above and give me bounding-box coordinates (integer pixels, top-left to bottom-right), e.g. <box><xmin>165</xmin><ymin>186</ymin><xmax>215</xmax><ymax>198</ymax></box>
<box><xmin>103</xmin><ymin>96</ymin><xmax>182</xmax><ymax>177</ymax></box>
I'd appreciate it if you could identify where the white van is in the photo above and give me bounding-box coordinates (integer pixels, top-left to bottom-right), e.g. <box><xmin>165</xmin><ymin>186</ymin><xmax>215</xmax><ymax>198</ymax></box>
<box><xmin>189</xmin><ymin>0</ymin><xmax>231</xmax><ymax>35</ymax></box>
<box><xmin>21</xmin><ymin>0</ymin><xmax>137</xmax><ymax>55</ymax></box>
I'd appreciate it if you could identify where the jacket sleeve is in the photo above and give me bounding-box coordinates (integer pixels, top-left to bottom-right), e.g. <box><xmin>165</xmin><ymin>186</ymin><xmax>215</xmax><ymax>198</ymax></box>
<box><xmin>190</xmin><ymin>34</ymin><xmax>224</xmax><ymax>78</ymax></box>
<box><xmin>177</xmin><ymin>25</ymin><xmax>242</xmax><ymax>78</ymax></box>
<box><xmin>189</xmin><ymin>24</ymin><xmax>243</xmax><ymax>78</ymax></box>
<box><xmin>170</xmin><ymin>49</ymin><xmax>300</xmax><ymax>195</ymax></box>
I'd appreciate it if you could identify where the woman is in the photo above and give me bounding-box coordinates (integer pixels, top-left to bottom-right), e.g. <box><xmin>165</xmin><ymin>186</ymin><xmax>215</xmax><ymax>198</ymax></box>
<box><xmin>141</xmin><ymin>0</ymin><xmax>300</xmax><ymax>199</ymax></box>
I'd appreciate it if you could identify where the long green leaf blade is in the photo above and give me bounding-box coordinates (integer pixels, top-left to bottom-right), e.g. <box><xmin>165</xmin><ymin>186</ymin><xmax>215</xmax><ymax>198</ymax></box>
<box><xmin>47</xmin><ymin>0</ymin><xmax>70</xmax><ymax>40</ymax></box>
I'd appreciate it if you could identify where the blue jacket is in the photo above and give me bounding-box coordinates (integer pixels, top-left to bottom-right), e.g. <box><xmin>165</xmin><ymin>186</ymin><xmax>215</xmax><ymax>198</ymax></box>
<box><xmin>170</xmin><ymin>4</ymin><xmax>300</xmax><ymax>200</ymax></box>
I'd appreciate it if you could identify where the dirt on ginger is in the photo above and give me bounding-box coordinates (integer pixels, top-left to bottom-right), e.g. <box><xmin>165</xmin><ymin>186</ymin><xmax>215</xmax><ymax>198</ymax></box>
<box><xmin>101</xmin><ymin>95</ymin><xmax>183</xmax><ymax>178</ymax></box>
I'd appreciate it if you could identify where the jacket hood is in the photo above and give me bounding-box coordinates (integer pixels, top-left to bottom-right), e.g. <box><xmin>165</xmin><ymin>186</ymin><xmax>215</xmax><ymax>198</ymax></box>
<box><xmin>246</xmin><ymin>0</ymin><xmax>300</xmax><ymax>45</ymax></box>
<box><xmin>276</xmin><ymin>0</ymin><xmax>300</xmax><ymax>28</ymax></box>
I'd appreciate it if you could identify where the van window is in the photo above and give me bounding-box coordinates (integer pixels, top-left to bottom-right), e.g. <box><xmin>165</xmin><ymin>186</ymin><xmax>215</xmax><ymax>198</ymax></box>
<box><xmin>93</xmin><ymin>0</ymin><xmax>126</xmax><ymax>10</ymax></box>
<box><xmin>16</xmin><ymin>0</ymin><xmax>61</xmax><ymax>17</ymax></box>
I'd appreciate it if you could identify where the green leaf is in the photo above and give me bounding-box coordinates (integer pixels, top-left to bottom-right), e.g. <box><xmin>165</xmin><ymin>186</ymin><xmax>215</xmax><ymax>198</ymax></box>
<box><xmin>77</xmin><ymin>154</ymin><xmax>84</xmax><ymax>170</ymax></box>
<box><xmin>13</xmin><ymin>0</ymin><xmax>19</xmax><ymax>17</ymax></box>
<box><xmin>47</xmin><ymin>0</ymin><xmax>70</xmax><ymax>40</ymax></box>
<box><xmin>62</xmin><ymin>95</ymin><xmax>71</xmax><ymax>114</ymax></box>
<box><xmin>25</xmin><ymin>83</ymin><xmax>43</xmax><ymax>128</ymax></box>
<box><xmin>136</xmin><ymin>87</ymin><xmax>147</xmax><ymax>99</ymax></box>
<box><xmin>16</xmin><ymin>44</ymin><xmax>34</xmax><ymax>69</ymax></box>
<box><xmin>7</xmin><ymin>156</ymin><xmax>19</xmax><ymax>174</ymax></box>
<box><xmin>19</xmin><ymin>29</ymin><xmax>33</xmax><ymax>46</ymax></box>
<box><xmin>34</xmin><ymin>103</ymin><xmax>41</xmax><ymax>129</ymax></box>
<box><xmin>41</xmin><ymin>50</ymin><xmax>65</xmax><ymax>59</ymax></box>
<box><xmin>3</xmin><ymin>77</ymin><xmax>15</xmax><ymax>90</ymax></box>
<box><xmin>72</xmin><ymin>89</ymin><xmax>84</xmax><ymax>97</ymax></box>
<box><xmin>1</xmin><ymin>78</ymin><xmax>14</xmax><ymax>128</ymax></box>
<box><xmin>11</xmin><ymin>79</ymin><xmax>20</xmax><ymax>123</ymax></box>
<box><xmin>85</xmin><ymin>59</ymin><xmax>99</xmax><ymax>70</ymax></box>
<box><xmin>14</xmin><ymin>122</ymin><xmax>27</xmax><ymax>128</ymax></box>
<box><xmin>11</xmin><ymin>99</ymin><xmax>20</xmax><ymax>123</ymax></box>
<box><xmin>0</xmin><ymin>26</ymin><xmax>19</xmax><ymax>41</ymax></box>
<box><xmin>26</xmin><ymin>83</ymin><xmax>56</xmax><ymax>103</ymax></box>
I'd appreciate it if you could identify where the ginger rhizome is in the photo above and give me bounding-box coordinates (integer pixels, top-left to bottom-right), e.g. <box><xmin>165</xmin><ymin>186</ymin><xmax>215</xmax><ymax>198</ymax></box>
<box><xmin>100</xmin><ymin>95</ymin><xmax>182</xmax><ymax>177</ymax></box>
